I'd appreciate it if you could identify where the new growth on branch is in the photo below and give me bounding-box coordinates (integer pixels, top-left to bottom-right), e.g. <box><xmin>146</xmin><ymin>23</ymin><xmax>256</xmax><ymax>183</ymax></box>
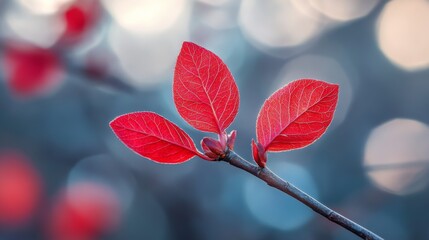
<box><xmin>110</xmin><ymin>42</ymin><xmax>383</xmax><ymax>240</ymax></box>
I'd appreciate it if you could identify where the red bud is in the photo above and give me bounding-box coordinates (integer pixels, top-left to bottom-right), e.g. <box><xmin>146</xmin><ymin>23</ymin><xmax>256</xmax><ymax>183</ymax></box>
<box><xmin>202</xmin><ymin>137</ymin><xmax>223</xmax><ymax>155</ymax></box>
<box><xmin>219</xmin><ymin>132</ymin><xmax>228</xmax><ymax>150</ymax></box>
<box><xmin>252</xmin><ymin>139</ymin><xmax>267</xmax><ymax>168</ymax></box>
<box><xmin>205</xmin><ymin>152</ymin><xmax>218</xmax><ymax>159</ymax></box>
<box><xmin>251</xmin><ymin>140</ymin><xmax>259</xmax><ymax>162</ymax></box>
<box><xmin>201</xmin><ymin>137</ymin><xmax>224</xmax><ymax>158</ymax></box>
<box><xmin>201</xmin><ymin>139</ymin><xmax>211</xmax><ymax>153</ymax></box>
<box><xmin>227</xmin><ymin>130</ymin><xmax>237</xmax><ymax>150</ymax></box>
<box><xmin>200</xmin><ymin>139</ymin><xmax>217</xmax><ymax>160</ymax></box>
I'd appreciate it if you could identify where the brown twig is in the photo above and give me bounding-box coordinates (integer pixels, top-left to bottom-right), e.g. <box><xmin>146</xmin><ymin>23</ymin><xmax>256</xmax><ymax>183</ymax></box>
<box><xmin>220</xmin><ymin>150</ymin><xmax>383</xmax><ymax>240</ymax></box>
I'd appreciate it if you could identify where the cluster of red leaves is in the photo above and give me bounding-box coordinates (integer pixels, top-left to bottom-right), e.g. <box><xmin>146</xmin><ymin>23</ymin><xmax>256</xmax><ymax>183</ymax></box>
<box><xmin>111</xmin><ymin>42</ymin><xmax>339</xmax><ymax>167</ymax></box>
<box><xmin>111</xmin><ymin>42</ymin><xmax>239</xmax><ymax>163</ymax></box>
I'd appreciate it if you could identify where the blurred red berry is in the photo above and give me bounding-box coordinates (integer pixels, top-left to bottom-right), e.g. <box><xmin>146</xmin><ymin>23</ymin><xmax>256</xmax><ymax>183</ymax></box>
<box><xmin>61</xmin><ymin>0</ymin><xmax>100</xmax><ymax>43</ymax></box>
<box><xmin>0</xmin><ymin>151</ymin><xmax>42</xmax><ymax>227</ymax></box>
<box><xmin>47</xmin><ymin>182</ymin><xmax>121</xmax><ymax>240</ymax></box>
<box><xmin>65</xmin><ymin>6</ymin><xmax>87</xmax><ymax>36</ymax></box>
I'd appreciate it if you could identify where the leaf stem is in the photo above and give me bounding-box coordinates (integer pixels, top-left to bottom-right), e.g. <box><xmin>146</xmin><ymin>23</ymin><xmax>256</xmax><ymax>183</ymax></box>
<box><xmin>221</xmin><ymin>150</ymin><xmax>383</xmax><ymax>240</ymax></box>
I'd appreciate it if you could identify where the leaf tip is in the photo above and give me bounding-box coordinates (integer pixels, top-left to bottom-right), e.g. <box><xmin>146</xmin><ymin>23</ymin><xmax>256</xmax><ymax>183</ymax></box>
<box><xmin>109</xmin><ymin>116</ymin><xmax>120</xmax><ymax>133</ymax></box>
<box><xmin>182</xmin><ymin>41</ymin><xmax>192</xmax><ymax>46</ymax></box>
<box><xmin>109</xmin><ymin>113</ymin><xmax>128</xmax><ymax>134</ymax></box>
<box><xmin>181</xmin><ymin>41</ymin><xmax>197</xmax><ymax>51</ymax></box>
<box><xmin>323</xmin><ymin>81</ymin><xmax>339</xmax><ymax>96</ymax></box>
<box><xmin>108</xmin><ymin>118</ymin><xmax>116</xmax><ymax>128</ymax></box>
<box><xmin>331</xmin><ymin>82</ymin><xmax>340</xmax><ymax>91</ymax></box>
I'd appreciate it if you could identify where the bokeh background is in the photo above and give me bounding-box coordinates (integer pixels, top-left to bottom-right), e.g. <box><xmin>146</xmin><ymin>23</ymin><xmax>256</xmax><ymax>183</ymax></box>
<box><xmin>0</xmin><ymin>0</ymin><xmax>428</xmax><ymax>239</ymax></box>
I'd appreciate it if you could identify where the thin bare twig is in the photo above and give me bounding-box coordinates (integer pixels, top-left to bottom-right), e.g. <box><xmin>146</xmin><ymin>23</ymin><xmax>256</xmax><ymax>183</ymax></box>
<box><xmin>220</xmin><ymin>150</ymin><xmax>383</xmax><ymax>240</ymax></box>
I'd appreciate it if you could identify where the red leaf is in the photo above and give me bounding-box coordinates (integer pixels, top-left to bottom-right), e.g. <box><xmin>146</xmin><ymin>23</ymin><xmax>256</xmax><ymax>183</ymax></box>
<box><xmin>173</xmin><ymin>42</ymin><xmax>239</xmax><ymax>134</ymax></box>
<box><xmin>110</xmin><ymin>112</ymin><xmax>201</xmax><ymax>164</ymax></box>
<box><xmin>256</xmin><ymin>79</ymin><xmax>339</xmax><ymax>153</ymax></box>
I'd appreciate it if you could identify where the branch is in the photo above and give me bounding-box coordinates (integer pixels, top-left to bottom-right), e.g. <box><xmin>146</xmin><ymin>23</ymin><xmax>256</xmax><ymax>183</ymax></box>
<box><xmin>0</xmin><ymin>39</ymin><xmax>134</xmax><ymax>93</ymax></box>
<box><xmin>220</xmin><ymin>150</ymin><xmax>383</xmax><ymax>240</ymax></box>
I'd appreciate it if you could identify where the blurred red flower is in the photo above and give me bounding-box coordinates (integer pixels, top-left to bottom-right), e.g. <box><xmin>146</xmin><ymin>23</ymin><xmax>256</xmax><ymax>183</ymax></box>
<box><xmin>2</xmin><ymin>43</ymin><xmax>63</xmax><ymax>98</ymax></box>
<box><xmin>0</xmin><ymin>151</ymin><xmax>42</xmax><ymax>227</ymax></box>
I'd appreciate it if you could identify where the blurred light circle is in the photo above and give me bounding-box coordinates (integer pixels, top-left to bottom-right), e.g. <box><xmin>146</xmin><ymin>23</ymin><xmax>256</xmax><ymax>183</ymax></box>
<box><xmin>198</xmin><ymin>1</ymin><xmax>241</xmax><ymax>30</ymax></box>
<box><xmin>364</xmin><ymin>119</ymin><xmax>429</xmax><ymax>195</ymax></box>
<box><xmin>67</xmin><ymin>155</ymin><xmax>136</xmax><ymax>212</ymax></box>
<box><xmin>201</xmin><ymin>9</ymin><xmax>235</xmax><ymax>29</ymax></box>
<box><xmin>291</xmin><ymin>0</ymin><xmax>324</xmax><ymax>19</ymax></box>
<box><xmin>273</xmin><ymin>54</ymin><xmax>353</xmax><ymax>128</ymax></box>
<box><xmin>16</xmin><ymin>0</ymin><xmax>72</xmax><ymax>15</ymax></box>
<box><xmin>102</xmin><ymin>0</ymin><xmax>188</xmax><ymax>34</ymax></box>
<box><xmin>244</xmin><ymin>162</ymin><xmax>318</xmax><ymax>231</ymax></box>
<box><xmin>239</xmin><ymin>0</ymin><xmax>323</xmax><ymax>48</ymax></box>
<box><xmin>108</xmin><ymin>20</ymin><xmax>189</xmax><ymax>89</ymax></box>
<box><xmin>309</xmin><ymin>0</ymin><xmax>379</xmax><ymax>22</ymax></box>
<box><xmin>4</xmin><ymin>4</ymin><xmax>65</xmax><ymax>48</ymax></box>
<box><xmin>377</xmin><ymin>0</ymin><xmax>429</xmax><ymax>71</ymax></box>
<box><xmin>65</xmin><ymin>182</ymin><xmax>121</xmax><ymax>228</ymax></box>
<box><xmin>198</xmin><ymin>0</ymin><xmax>231</xmax><ymax>6</ymax></box>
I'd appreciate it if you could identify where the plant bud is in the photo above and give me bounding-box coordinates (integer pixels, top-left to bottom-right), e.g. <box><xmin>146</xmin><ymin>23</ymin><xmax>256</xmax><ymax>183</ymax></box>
<box><xmin>251</xmin><ymin>139</ymin><xmax>267</xmax><ymax>168</ymax></box>
<box><xmin>201</xmin><ymin>137</ymin><xmax>224</xmax><ymax>156</ymax></box>
<box><xmin>227</xmin><ymin>130</ymin><xmax>237</xmax><ymax>150</ymax></box>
